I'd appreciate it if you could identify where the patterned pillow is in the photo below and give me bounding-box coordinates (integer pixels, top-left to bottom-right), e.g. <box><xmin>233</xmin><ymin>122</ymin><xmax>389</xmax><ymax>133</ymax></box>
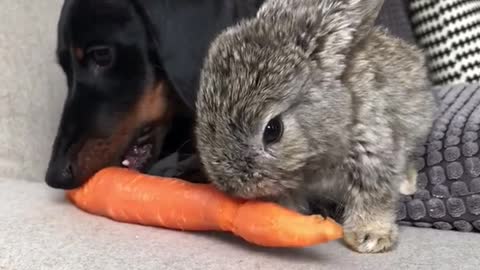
<box><xmin>398</xmin><ymin>84</ymin><xmax>480</xmax><ymax>232</ymax></box>
<box><xmin>410</xmin><ymin>0</ymin><xmax>480</xmax><ymax>85</ymax></box>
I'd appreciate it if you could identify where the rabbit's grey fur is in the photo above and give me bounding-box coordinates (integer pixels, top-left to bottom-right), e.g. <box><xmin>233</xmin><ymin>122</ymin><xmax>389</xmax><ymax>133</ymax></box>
<box><xmin>195</xmin><ymin>0</ymin><xmax>435</xmax><ymax>253</ymax></box>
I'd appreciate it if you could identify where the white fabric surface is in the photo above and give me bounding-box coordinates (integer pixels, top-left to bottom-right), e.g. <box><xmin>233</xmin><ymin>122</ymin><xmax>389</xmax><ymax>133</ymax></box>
<box><xmin>0</xmin><ymin>0</ymin><xmax>65</xmax><ymax>182</ymax></box>
<box><xmin>1</xmin><ymin>178</ymin><xmax>480</xmax><ymax>270</ymax></box>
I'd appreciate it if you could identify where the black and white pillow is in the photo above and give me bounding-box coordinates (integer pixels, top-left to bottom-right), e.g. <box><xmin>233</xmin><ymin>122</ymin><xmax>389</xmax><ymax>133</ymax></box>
<box><xmin>410</xmin><ymin>0</ymin><xmax>480</xmax><ymax>85</ymax></box>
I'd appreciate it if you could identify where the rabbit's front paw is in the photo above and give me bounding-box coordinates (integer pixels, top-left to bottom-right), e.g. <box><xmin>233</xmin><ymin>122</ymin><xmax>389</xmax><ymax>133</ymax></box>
<box><xmin>343</xmin><ymin>223</ymin><xmax>398</xmax><ymax>253</ymax></box>
<box><xmin>399</xmin><ymin>167</ymin><xmax>418</xmax><ymax>195</ymax></box>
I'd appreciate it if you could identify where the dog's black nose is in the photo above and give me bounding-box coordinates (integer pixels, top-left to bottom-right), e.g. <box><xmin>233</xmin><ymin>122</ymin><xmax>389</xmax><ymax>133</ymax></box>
<box><xmin>45</xmin><ymin>161</ymin><xmax>81</xmax><ymax>190</ymax></box>
<box><xmin>62</xmin><ymin>163</ymin><xmax>73</xmax><ymax>179</ymax></box>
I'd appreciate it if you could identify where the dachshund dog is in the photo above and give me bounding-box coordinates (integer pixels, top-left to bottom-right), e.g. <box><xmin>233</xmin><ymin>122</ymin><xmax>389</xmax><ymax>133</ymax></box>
<box><xmin>46</xmin><ymin>0</ymin><xmax>264</xmax><ymax>189</ymax></box>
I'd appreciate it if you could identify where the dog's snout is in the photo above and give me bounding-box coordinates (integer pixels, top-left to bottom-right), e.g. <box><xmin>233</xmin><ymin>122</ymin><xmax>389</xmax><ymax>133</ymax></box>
<box><xmin>45</xmin><ymin>160</ymin><xmax>81</xmax><ymax>190</ymax></box>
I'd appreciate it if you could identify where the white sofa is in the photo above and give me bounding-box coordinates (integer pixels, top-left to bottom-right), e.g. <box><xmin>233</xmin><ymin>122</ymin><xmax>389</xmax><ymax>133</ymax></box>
<box><xmin>1</xmin><ymin>1</ymin><xmax>480</xmax><ymax>269</ymax></box>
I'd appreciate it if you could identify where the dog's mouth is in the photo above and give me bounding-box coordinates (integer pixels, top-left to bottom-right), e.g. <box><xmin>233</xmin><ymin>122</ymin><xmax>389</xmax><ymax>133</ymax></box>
<box><xmin>72</xmin><ymin>121</ymin><xmax>167</xmax><ymax>184</ymax></box>
<box><xmin>120</xmin><ymin>125</ymin><xmax>158</xmax><ymax>171</ymax></box>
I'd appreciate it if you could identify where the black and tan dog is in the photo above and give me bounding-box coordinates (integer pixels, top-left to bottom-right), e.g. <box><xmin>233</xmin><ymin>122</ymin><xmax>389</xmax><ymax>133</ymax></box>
<box><xmin>46</xmin><ymin>0</ymin><xmax>264</xmax><ymax>189</ymax></box>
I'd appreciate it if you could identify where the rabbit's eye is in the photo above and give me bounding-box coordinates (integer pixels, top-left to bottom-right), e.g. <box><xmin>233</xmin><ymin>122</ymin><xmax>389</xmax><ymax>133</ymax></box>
<box><xmin>263</xmin><ymin>116</ymin><xmax>283</xmax><ymax>145</ymax></box>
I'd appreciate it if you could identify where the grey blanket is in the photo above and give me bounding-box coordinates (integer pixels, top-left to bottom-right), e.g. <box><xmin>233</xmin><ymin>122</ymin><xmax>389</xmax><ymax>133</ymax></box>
<box><xmin>398</xmin><ymin>84</ymin><xmax>480</xmax><ymax>232</ymax></box>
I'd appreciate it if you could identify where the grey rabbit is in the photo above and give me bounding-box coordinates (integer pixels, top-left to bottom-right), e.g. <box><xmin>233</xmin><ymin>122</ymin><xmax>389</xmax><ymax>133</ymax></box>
<box><xmin>195</xmin><ymin>0</ymin><xmax>435</xmax><ymax>253</ymax></box>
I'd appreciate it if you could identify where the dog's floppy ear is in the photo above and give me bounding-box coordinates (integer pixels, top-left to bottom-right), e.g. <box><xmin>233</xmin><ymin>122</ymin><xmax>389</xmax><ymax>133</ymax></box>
<box><xmin>131</xmin><ymin>0</ymin><xmax>262</xmax><ymax>110</ymax></box>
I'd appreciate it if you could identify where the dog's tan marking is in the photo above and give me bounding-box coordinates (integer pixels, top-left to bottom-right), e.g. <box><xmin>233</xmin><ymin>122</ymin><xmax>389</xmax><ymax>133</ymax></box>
<box><xmin>73</xmin><ymin>82</ymin><xmax>173</xmax><ymax>182</ymax></box>
<box><xmin>73</xmin><ymin>48</ymin><xmax>84</xmax><ymax>62</ymax></box>
<box><xmin>136</xmin><ymin>82</ymin><xmax>172</xmax><ymax>124</ymax></box>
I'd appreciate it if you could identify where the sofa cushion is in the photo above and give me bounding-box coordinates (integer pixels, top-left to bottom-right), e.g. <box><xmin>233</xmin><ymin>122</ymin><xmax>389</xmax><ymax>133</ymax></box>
<box><xmin>0</xmin><ymin>0</ymin><xmax>65</xmax><ymax>182</ymax></box>
<box><xmin>376</xmin><ymin>0</ymin><xmax>416</xmax><ymax>43</ymax></box>
<box><xmin>398</xmin><ymin>84</ymin><xmax>480</xmax><ymax>232</ymax></box>
<box><xmin>1</xmin><ymin>178</ymin><xmax>480</xmax><ymax>270</ymax></box>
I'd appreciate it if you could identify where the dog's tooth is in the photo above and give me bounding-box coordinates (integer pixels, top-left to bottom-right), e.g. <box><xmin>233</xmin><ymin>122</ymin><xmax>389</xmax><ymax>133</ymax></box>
<box><xmin>122</xmin><ymin>160</ymin><xmax>130</xmax><ymax>167</ymax></box>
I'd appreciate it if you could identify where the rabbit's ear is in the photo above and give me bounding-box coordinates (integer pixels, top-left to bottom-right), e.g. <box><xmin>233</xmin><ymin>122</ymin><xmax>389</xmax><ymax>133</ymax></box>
<box><xmin>259</xmin><ymin>0</ymin><xmax>383</xmax><ymax>66</ymax></box>
<box><xmin>342</xmin><ymin>0</ymin><xmax>384</xmax><ymax>43</ymax></box>
<box><xmin>317</xmin><ymin>0</ymin><xmax>384</xmax><ymax>60</ymax></box>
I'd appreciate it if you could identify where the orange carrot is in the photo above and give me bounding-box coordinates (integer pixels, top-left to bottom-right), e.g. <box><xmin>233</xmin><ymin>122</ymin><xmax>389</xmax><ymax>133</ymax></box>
<box><xmin>67</xmin><ymin>167</ymin><xmax>343</xmax><ymax>247</ymax></box>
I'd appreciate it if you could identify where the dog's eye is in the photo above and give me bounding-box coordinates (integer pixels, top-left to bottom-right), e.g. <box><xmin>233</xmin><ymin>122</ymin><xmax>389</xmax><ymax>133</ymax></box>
<box><xmin>263</xmin><ymin>116</ymin><xmax>283</xmax><ymax>145</ymax></box>
<box><xmin>86</xmin><ymin>46</ymin><xmax>114</xmax><ymax>68</ymax></box>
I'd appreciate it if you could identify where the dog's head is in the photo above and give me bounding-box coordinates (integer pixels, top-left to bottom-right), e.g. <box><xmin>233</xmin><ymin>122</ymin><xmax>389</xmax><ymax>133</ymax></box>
<box><xmin>46</xmin><ymin>0</ymin><xmax>180</xmax><ymax>189</ymax></box>
<box><xmin>46</xmin><ymin>0</ymin><xmax>264</xmax><ymax>189</ymax></box>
